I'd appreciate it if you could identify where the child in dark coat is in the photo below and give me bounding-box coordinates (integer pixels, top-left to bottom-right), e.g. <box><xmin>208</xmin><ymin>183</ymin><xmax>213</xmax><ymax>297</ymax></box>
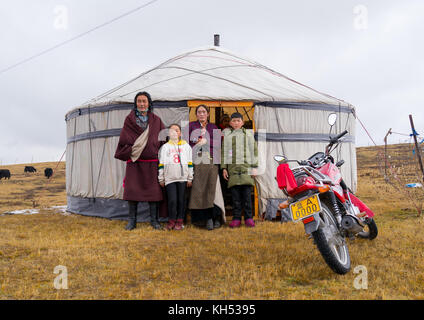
<box><xmin>221</xmin><ymin>112</ymin><xmax>258</xmax><ymax>228</ymax></box>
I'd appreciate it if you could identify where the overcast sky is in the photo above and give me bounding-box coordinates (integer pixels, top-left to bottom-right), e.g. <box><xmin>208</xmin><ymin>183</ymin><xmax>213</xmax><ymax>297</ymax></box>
<box><xmin>0</xmin><ymin>0</ymin><xmax>423</xmax><ymax>165</ymax></box>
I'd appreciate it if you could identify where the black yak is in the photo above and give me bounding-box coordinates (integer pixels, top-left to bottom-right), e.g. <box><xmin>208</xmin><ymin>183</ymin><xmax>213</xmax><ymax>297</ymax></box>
<box><xmin>0</xmin><ymin>169</ymin><xmax>11</xmax><ymax>180</ymax></box>
<box><xmin>24</xmin><ymin>166</ymin><xmax>36</xmax><ymax>173</ymax></box>
<box><xmin>44</xmin><ymin>168</ymin><xmax>53</xmax><ymax>179</ymax></box>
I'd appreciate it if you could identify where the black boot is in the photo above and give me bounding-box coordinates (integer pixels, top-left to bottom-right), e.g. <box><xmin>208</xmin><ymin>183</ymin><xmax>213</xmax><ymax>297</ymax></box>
<box><xmin>206</xmin><ymin>218</ymin><xmax>214</xmax><ymax>230</ymax></box>
<box><xmin>213</xmin><ymin>206</ymin><xmax>221</xmax><ymax>228</ymax></box>
<box><xmin>149</xmin><ymin>202</ymin><xmax>162</xmax><ymax>230</ymax></box>
<box><xmin>125</xmin><ymin>201</ymin><xmax>137</xmax><ymax>231</ymax></box>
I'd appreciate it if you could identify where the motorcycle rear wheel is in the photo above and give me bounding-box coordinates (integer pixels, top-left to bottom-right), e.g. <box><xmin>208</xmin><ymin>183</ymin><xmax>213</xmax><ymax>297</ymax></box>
<box><xmin>312</xmin><ymin>203</ymin><xmax>351</xmax><ymax>275</ymax></box>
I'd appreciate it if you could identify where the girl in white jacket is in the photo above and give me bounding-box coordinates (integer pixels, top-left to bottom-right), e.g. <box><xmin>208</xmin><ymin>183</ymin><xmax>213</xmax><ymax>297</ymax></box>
<box><xmin>158</xmin><ymin>124</ymin><xmax>193</xmax><ymax>230</ymax></box>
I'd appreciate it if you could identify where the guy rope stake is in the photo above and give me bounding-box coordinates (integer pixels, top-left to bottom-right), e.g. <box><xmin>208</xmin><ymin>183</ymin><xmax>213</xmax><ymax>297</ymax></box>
<box><xmin>409</xmin><ymin>114</ymin><xmax>424</xmax><ymax>183</ymax></box>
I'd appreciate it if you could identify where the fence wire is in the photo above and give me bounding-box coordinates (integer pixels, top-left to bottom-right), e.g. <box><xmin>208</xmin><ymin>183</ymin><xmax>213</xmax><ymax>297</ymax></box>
<box><xmin>379</xmin><ymin>138</ymin><xmax>424</xmax><ymax>216</ymax></box>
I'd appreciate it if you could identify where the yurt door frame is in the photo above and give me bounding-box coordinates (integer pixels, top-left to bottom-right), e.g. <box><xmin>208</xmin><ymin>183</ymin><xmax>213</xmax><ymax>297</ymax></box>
<box><xmin>188</xmin><ymin>100</ymin><xmax>259</xmax><ymax>218</ymax></box>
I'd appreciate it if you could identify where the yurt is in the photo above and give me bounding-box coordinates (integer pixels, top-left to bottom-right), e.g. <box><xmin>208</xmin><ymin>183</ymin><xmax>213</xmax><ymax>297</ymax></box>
<box><xmin>65</xmin><ymin>45</ymin><xmax>356</xmax><ymax>221</ymax></box>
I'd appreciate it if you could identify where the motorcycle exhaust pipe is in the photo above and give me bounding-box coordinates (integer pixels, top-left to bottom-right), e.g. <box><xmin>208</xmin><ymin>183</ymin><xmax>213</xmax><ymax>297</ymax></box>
<box><xmin>341</xmin><ymin>215</ymin><xmax>364</xmax><ymax>234</ymax></box>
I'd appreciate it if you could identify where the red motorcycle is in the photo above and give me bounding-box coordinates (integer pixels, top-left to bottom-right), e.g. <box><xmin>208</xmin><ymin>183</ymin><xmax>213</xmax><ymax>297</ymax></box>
<box><xmin>274</xmin><ymin>113</ymin><xmax>377</xmax><ymax>275</ymax></box>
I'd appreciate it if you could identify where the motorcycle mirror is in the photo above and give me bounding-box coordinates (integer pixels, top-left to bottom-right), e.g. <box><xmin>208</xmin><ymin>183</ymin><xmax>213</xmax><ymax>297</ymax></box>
<box><xmin>328</xmin><ymin>113</ymin><xmax>337</xmax><ymax>127</ymax></box>
<box><xmin>274</xmin><ymin>155</ymin><xmax>286</xmax><ymax>163</ymax></box>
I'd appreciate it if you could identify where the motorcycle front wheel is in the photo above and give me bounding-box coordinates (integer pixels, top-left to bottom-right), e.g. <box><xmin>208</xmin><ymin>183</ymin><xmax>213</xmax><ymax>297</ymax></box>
<box><xmin>312</xmin><ymin>203</ymin><xmax>351</xmax><ymax>275</ymax></box>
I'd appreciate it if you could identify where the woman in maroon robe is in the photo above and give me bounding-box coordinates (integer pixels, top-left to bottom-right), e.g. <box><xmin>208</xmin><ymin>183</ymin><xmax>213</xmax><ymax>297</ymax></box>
<box><xmin>188</xmin><ymin>105</ymin><xmax>223</xmax><ymax>230</ymax></box>
<box><xmin>114</xmin><ymin>92</ymin><xmax>165</xmax><ymax>230</ymax></box>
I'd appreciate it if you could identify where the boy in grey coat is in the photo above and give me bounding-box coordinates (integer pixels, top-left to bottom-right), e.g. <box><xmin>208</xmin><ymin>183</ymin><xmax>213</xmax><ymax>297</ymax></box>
<box><xmin>221</xmin><ymin>112</ymin><xmax>258</xmax><ymax>228</ymax></box>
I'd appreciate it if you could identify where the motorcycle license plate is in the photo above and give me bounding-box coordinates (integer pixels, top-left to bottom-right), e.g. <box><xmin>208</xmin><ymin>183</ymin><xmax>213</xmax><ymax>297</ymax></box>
<box><xmin>290</xmin><ymin>194</ymin><xmax>321</xmax><ymax>222</ymax></box>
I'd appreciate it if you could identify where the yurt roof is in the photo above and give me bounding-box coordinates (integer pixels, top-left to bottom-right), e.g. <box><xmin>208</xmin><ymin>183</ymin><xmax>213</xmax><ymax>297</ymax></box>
<box><xmin>69</xmin><ymin>46</ymin><xmax>351</xmax><ymax>114</ymax></box>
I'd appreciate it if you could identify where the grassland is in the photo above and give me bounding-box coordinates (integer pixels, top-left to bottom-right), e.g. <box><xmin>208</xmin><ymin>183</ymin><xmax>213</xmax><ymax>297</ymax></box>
<box><xmin>0</xmin><ymin>145</ymin><xmax>424</xmax><ymax>300</ymax></box>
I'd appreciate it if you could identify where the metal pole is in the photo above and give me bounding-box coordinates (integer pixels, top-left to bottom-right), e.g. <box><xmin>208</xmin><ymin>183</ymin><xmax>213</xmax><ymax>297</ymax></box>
<box><xmin>214</xmin><ymin>34</ymin><xmax>220</xmax><ymax>46</ymax></box>
<box><xmin>409</xmin><ymin>114</ymin><xmax>424</xmax><ymax>182</ymax></box>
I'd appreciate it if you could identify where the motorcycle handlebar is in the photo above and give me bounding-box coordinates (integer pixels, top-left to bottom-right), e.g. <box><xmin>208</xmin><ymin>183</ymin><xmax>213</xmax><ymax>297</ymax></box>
<box><xmin>331</xmin><ymin>130</ymin><xmax>348</xmax><ymax>143</ymax></box>
<box><xmin>297</xmin><ymin>129</ymin><xmax>348</xmax><ymax>165</ymax></box>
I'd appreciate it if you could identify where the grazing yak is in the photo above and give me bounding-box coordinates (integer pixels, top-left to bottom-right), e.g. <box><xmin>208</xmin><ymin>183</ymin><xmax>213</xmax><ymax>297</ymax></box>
<box><xmin>24</xmin><ymin>166</ymin><xmax>37</xmax><ymax>173</ymax></box>
<box><xmin>0</xmin><ymin>169</ymin><xmax>11</xmax><ymax>180</ymax></box>
<box><xmin>44</xmin><ymin>168</ymin><xmax>53</xmax><ymax>179</ymax></box>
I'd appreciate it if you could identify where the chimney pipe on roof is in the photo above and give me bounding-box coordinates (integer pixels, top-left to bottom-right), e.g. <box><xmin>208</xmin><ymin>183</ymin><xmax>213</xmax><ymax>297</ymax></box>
<box><xmin>214</xmin><ymin>34</ymin><xmax>220</xmax><ymax>46</ymax></box>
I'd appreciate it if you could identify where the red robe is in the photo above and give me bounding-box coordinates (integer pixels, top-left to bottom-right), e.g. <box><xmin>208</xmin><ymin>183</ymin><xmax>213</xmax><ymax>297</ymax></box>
<box><xmin>114</xmin><ymin>110</ymin><xmax>165</xmax><ymax>202</ymax></box>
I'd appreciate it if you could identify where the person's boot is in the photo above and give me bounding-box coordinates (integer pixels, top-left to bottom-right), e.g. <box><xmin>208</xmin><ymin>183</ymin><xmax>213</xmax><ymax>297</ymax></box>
<box><xmin>229</xmin><ymin>219</ymin><xmax>241</xmax><ymax>228</ymax></box>
<box><xmin>174</xmin><ymin>219</ymin><xmax>184</xmax><ymax>231</ymax></box>
<box><xmin>149</xmin><ymin>202</ymin><xmax>162</xmax><ymax>230</ymax></box>
<box><xmin>213</xmin><ymin>217</ymin><xmax>221</xmax><ymax>229</ymax></box>
<box><xmin>206</xmin><ymin>218</ymin><xmax>214</xmax><ymax>231</ymax></box>
<box><xmin>245</xmin><ymin>218</ymin><xmax>255</xmax><ymax>228</ymax></box>
<box><xmin>125</xmin><ymin>201</ymin><xmax>137</xmax><ymax>231</ymax></box>
<box><xmin>166</xmin><ymin>219</ymin><xmax>176</xmax><ymax>230</ymax></box>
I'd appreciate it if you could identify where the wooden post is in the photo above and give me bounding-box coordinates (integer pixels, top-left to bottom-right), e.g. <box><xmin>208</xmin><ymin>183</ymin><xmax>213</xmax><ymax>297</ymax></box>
<box><xmin>409</xmin><ymin>114</ymin><xmax>424</xmax><ymax>182</ymax></box>
<box><xmin>384</xmin><ymin>128</ymin><xmax>392</xmax><ymax>180</ymax></box>
<box><xmin>215</xmin><ymin>105</ymin><xmax>221</xmax><ymax>127</ymax></box>
<box><xmin>252</xmin><ymin>108</ymin><xmax>259</xmax><ymax>219</ymax></box>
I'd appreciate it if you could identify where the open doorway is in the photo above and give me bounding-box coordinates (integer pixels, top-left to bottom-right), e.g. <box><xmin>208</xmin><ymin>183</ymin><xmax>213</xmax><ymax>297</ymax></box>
<box><xmin>187</xmin><ymin>100</ymin><xmax>258</xmax><ymax>219</ymax></box>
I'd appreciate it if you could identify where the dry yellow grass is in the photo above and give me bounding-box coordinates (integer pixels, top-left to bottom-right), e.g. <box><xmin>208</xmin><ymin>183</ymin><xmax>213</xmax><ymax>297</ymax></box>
<box><xmin>1</xmin><ymin>147</ymin><xmax>424</xmax><ymax>300</ymax></box>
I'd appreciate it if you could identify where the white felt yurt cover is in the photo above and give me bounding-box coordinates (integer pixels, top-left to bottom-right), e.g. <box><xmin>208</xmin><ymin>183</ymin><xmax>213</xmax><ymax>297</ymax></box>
<box><xmin>73</xmin><ymin>46</ymin><xmax>351</xmax><ymax>107</ymax></box>
<box><xmin>65</xmin><ymin>46</ymin><xmax>356</xmax><ymax>220</ymax></box>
